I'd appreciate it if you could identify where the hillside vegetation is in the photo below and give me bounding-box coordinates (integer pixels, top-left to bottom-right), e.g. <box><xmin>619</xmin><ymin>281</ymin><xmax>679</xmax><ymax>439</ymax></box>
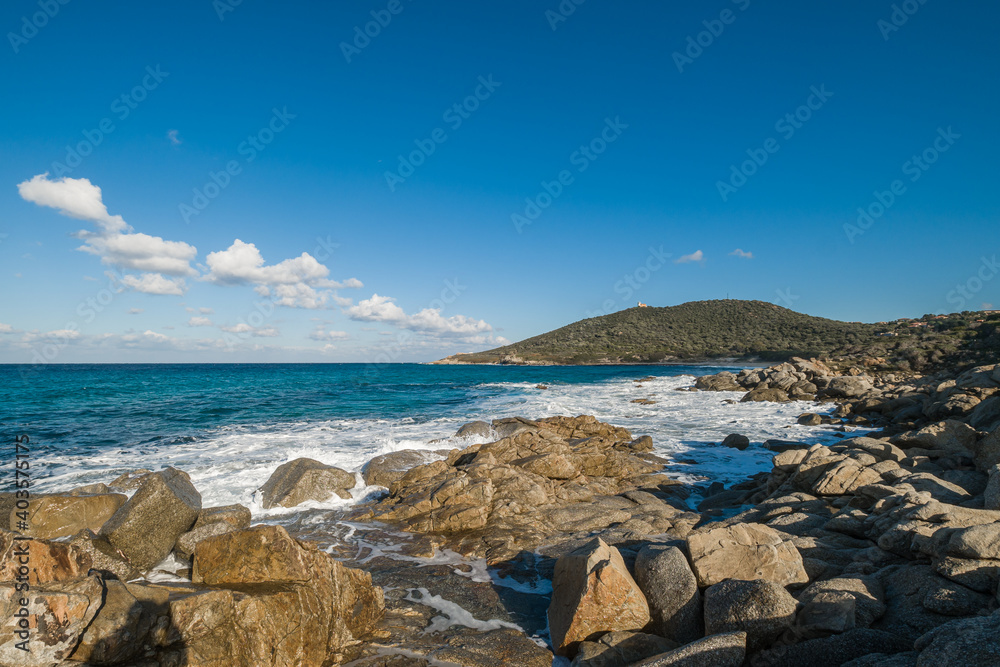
<box><xmin>437</xmin><ymin>300</ymin><xmax>1000</xmax><ymax>371</ymax></box>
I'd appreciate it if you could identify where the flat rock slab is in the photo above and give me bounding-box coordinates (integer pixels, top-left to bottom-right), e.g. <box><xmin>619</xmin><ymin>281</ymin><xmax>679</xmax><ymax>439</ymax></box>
<box><xmin>16</xmin><ymin>492</ymin><xmax>126</xmax><ymax>540</ymax></box>
<box><xmin>686</xmin><ymin>523</ymin><xmax>809</xmax><ymax>587</ymax></box>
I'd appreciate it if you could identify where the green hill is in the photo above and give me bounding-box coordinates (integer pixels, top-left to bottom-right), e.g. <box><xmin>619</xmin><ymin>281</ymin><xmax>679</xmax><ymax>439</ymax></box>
<box><xmin>436</xmin><ymin>300</ymin><xmax>1000</xmax><ymax>369</ymax></box>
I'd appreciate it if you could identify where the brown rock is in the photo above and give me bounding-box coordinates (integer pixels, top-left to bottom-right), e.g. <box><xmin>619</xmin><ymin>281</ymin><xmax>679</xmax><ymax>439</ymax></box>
<box><xmin>99</xmin><ymin>467</ymin><xmax>202</xmax><ymax>572</ymax></box>
<box><xmin>70</xmin><ymin>578</ymin><xmax>151</xmax><ymax>665</ymax></box>
<box><xmin>741</xmin><ymin>387</ymin><xmax>791</xmax><ymax>403</ymax></box>
<box><xmin>194</xmin><ymin>504</ymin><xmax>251</xmax><ymax>530</ymax></box>
<box><xmin>0</xmin><ymin>575</ymin><xmax>105</xmax><ymax>666</ymax></box>
<box><xmin>362</xmin><ymin>449</ymin><xmax>446</xmax><ymax>488</ymax></box>
<box><xmin>14</xmin><ymin>492</ymin><xmax>125</xmax><ymax>540</ymax></box>
<box><xmin>704</xmin><ymin>579</ymin><xmax>797</xmax><ymax>653</ymax></box>
<box><xmin>687</xmin><ymin>523</ymin><xmax>809</xmax><ymax>587</ymax></box>
<box><xmin>108</xmin><ymin>469</ymin><xmax>154</xmax><ymax>491</ymax></box>
<box><xmin>0</xmin><ymin>535</ymin><xmax>92</xmax><ymax>584</ymax></box>
<box><xmin>548</xmin><ymin>537</ymin><xmax>651</xmax><ymax>656</ymax></box>
<box><xmin>258</xmin><ymin>457</ymin><xmax>356</xmax><ymax>508</ymax></box>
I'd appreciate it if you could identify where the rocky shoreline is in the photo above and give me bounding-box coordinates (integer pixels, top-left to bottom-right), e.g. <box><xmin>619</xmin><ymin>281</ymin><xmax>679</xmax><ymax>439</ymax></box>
<box><xmin>3</xmin><ymin>358</ymin><xmax>999</xmax><ymax>666</ymax></box>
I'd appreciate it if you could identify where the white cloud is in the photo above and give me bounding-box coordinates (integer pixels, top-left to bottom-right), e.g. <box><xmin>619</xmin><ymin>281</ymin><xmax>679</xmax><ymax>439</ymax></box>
<box><xmin>310</xmin><ymin>328</ymin><xmax>350</xmax><ymax>342</ymax></box>
<box><xmin>168</xmin><ymin>129</ymin><xmax>181</xmax><ymax>145</ymax></box>
<box><xmin>188</xmin><ymin>316</ymin><xmax>213</xmax><ymax>327</ymax></box>
<box><xmin>346</xmin><ymin>294</ymin><xmax>494</xmax><ymax>337</ymax></box>
<box><xmin>17</xmin><ymin>173</ymin><xmax>127</xmax><ymax>233</ymax></box>
<box><xmin>220</xmin><ymin>323</ymin><xmax>280</xmax><ymax>338</ymax></box>
<box><xmin>730</xmin><ymin>249</ymin><xmax>753</xmax><ymax>259</ymax></box>
<box><xmin>199</xmin><ymin>307</ymin><xmax>214</xmax><ymax>315</ymax></box>
<box><xmin>675</xmin><ymin>250</ymin><xmax>704</xmax><ymax>264</ymax></box>
<box><xmin>0</xmin><ymin>324</ymin><xmax>15</xmax><ymax>334</ymax></box>
<box><xmin>18</xmin><ymin>174</ymin><xmax>197</xmax><ymax>294</ymax></box>
<box><xmin>119</xmin><ymin>273</ymin><xmax>187</xmax><ymax>296</ymax></box>
<box><xmin>204</xmin><ymin>239</ymin><xmax>361</xmax><ymax>309</ymax></box>
<box><xmin>127</xmin><ymin>308</ymin><xmax>144</xmax><ymax>315</ymax></box>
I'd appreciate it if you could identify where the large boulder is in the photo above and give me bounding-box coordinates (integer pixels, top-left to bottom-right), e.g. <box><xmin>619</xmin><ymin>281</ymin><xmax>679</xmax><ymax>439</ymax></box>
<box><xmin>913</xmin><ymin>610</ymin><xmax>1000</xmax><ymax>666</ymax></box>
<box><xmin>572</xmin><ymin>631</ymin><xmax>678</xmax><ymax>667</ymax></box>
<box><xmin>259</xmin><ymin>458</ymin><xmax>356</xmax><ymax>508</ymax></box>
<box><xmin>752</xmin><ymin>629</ymin><xmax>912</xmax><ymax>667</ymax></box>
<box><xmin>99</xmin><ymin>467</ymin><xmax>201</xmax><ymax>572</ymax></box>
<box><xmin>629</xmin><ymin>631</ymin><xmax>747</xmax><ymax>667</ymax></box>
<box><xmin>69</xmin><ymin>578</ymin><xmax>157</xmax><ymax>665</ymax></box>
<box><xmin>13</xmin><ymin>492</ymin><xmax>125</xmax><ymax>540</ymax></box>
<box><xmin>362</xmin><ymin>449</ymin><xmax>446</xmax><ymax>488</ymax></box>
<box><xmin>194</xmin><ymin>504</ymin><xmax>251</xmax><ymax>530</ymax></box>
<box><xmin>741</xmin><ymin>387</ymin><xmax>791</xmax><ymax>403</ymax></box>
<box><xmin>695</xmin><ymin>372</ymin><xmax>742</xmax><ymax>392</ymax></box>
<box><xmin>721</xmin><ymin>434</ymin><xmax>750</xmax><ymax>451</ymax></box>
<box><xmin>0</xmin><ymin>575</ymin><xmax>105</xmax><ymax>667</ymax></box>
<box><xmin>192</xmin><ymin>525</ymin><xmax>384</xmax><ymax>644</ymax></box>
<box><xmin>825</xmin><ymin>376</ymin><xmax>874</xmax><ymax>398</ymax></box>
<box><xmin>973</xmin><ymin>427</ymin><xmax>1000</xmax><ymax>472</ymax></box>
<box><xmin>686</xmin><ymin>523</ymin><xmax>809</xmax><ymax>587</ymax></box>
<box><xmin>703</xmin><ymin>579</ymin><xmax>797</xmax><ymax>653</ymax></box>
<box><xmin>985</xmin><ymin>464</ymin><xmax>1000</xmax><ymax>510</ymax></box>
<box><xmin>548</xmin><ymin>537</ymin><xmax>651</xmax><ymax>657</ymax></box>
<box><xmin>634</xmin><ymin>544</ymin><xmax>702</xmax><ymax>644</ymax></box>
<box><xmin>456</xmin><ymin>420</ymin><xmax>492</xmax><ymax>439</ymax></box>
<box><xmin>895</xmin><ymin>420</ymin><xmax>978</xmax><ymax>455</ymax></box>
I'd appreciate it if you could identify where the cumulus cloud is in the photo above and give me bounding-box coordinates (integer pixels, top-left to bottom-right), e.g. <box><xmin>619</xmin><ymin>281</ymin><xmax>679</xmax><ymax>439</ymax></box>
<box><xmin>18</xmin><ymin>173</ymin><xmax>197</xmax><ymax>294</ymax></box>
<box><xmin>204</xmin><ymin>239</ymin><xmax>361</xmax><ymax>309</ymax></box>
<box><xmin>0</xmin><ymin>323</ymin><xmax>16</xmax><ymax>334</ymax></box>
<box><xmin>188</xmin><ymin>316</ymin><xmax>213</xmax><ymax>327</ymax></box>
<box><xmin>119</xmin><ymin>273</ymin><xmax>187</xmax><ymax>296</ymax></box>
<box><xmin>346</xmin><ymin>294</ymin><xmax>494</xmax><ymax>337</ymax></box>
<box><xmin>675</xmin><ymin>250</ymin><xmax>705</xmax><ymax>264</ymax></box>
<box><xmin>730</xmin><ymin>248</ymin><xmax>753</xmax><ymax>259</ymax></box>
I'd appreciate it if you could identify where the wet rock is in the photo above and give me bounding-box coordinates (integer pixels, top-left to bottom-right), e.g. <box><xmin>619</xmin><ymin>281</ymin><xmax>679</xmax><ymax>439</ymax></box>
<box><xmin>14</xmin><ymin>492</ymin><xmax>125</xmax><ymax>540</ymax></box>
<box><xmin>548</xmin><ymin>537</ymin><xmax>651</xmax><ymax>657</ymax></box>
<box><xmin>99</xmin><ymin>467</ymin><xmax>202</xmax><ymax>572</ymax></box>
<box><xmin>456</xmin><ymin>420</ymin><xmax>492</xmax><ymax>439</ymax></box>
<box><xmin>741</xmin><ymin>387</ymin><xmax>791</xmax><ymax>403</ymax></box>
<box><xmin>686</xmin><ymin>523</ymin><xmax>809</xmax><ymax>587</ymax></box>
<box><xmin>0</xmin><ymin>575</ymin><xmax>105</xmax><ymax>667</ymax></box>
<box><xmin>433</xmin><ymin>628</ymin><xmax>553</xmax><ymax>667</ymax></box>
<box><xmin>629</xmin><ymin>631</ymin><xmax>747</xmax><ymax>667</ymax></box>
<box><xmin>704</xmin><ymin>579</ymin><xmax>797</xmax><ymax>653</ymax></box>
<box><xmin>798</xmin><ymin>413</ymin><xmax>823</xmax><ymax>426</ymax></box>
<box><xmin>696</xmin><ymin>372</ymin><xmax>742</xmax><ymax>392</ymax></box>
<box><xmin>634</xmin><ymin>544</ymin><xmax>702</xmax><ymax>644</ymax></box>
<box><xmin>721</xmin><ymin>434</ymin><xmax>750</xmax><ymax>451</ymax></box>
<box><xmin>259</xmin><ymin>457</ymin><xmax>356</xmax><ymax>508</ymax></box>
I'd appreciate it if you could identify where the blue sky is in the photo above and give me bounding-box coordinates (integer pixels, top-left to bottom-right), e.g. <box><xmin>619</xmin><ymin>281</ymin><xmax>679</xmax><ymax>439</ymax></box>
<box><xmin>1</xmin><ymin>0</ymin><xmax>997</xmax><ymax>363</ymax></box>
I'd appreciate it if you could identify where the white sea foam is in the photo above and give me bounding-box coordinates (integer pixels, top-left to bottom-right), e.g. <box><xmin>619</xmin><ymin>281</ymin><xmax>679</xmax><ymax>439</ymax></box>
<box><xmin>404</xmin><ymin>587</ymin><xmax>524</xmax><ymax>635</ymax></box>
<box><xmin>38</xmin><ymin>373</ymin><xmax>857</xmax><ymax>517</ymax></box>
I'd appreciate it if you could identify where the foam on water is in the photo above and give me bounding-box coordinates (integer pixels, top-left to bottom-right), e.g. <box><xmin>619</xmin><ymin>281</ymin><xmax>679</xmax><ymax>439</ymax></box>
<box><xmin>404</xmin><ymin>587</ymin><xmax>525</xmax><ymax>635</ymax></box>
<box><xmin>36</xmin><ymin>372</ymin><xmax>856</xmax><ymax>517</ymax></box>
